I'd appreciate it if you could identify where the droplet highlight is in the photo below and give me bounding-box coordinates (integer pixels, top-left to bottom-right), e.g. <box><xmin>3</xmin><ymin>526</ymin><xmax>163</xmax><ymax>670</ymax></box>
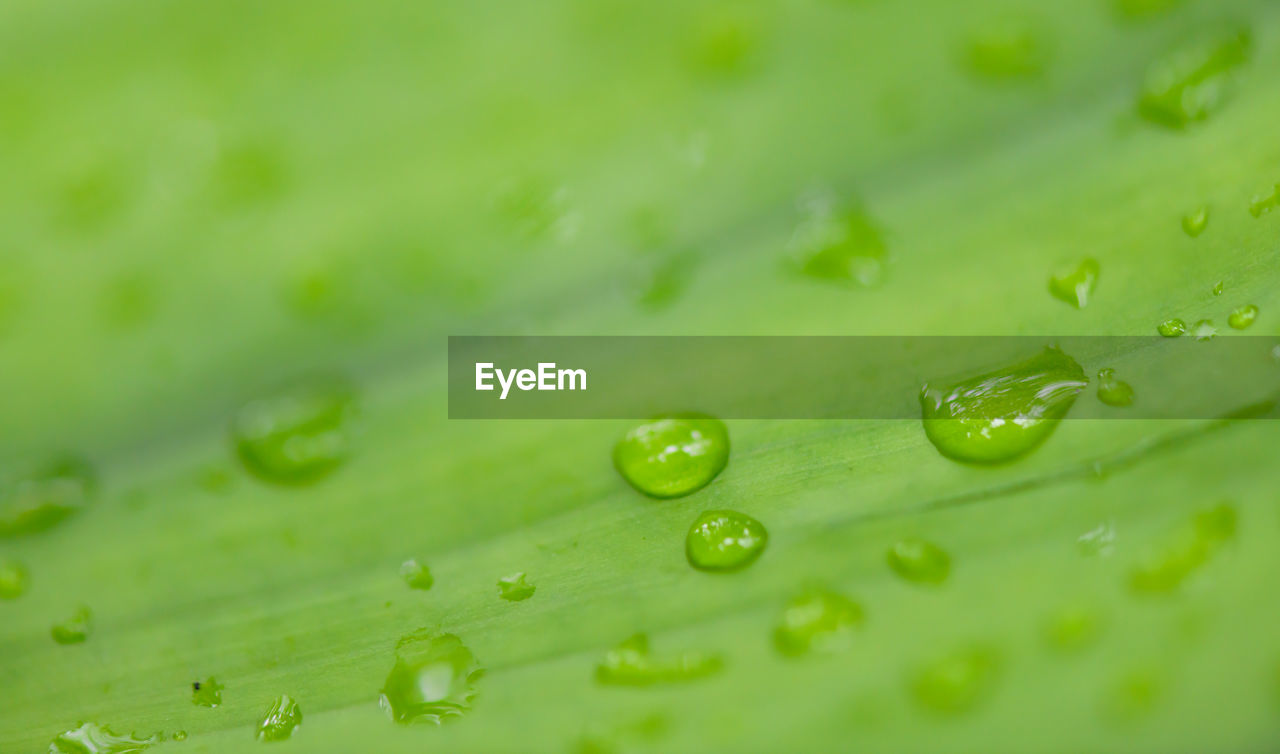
<box><xmin>1228</xmin><ymin>304</ymin><xmax>1258</xmax><ymax>330</ymax></box>
<box><xmin>1157</xmin><ymin>318</ymin><xmax>1187</xmax><ymax>337</ymax></box>
<box><xmin>613</xmin><ymin>415</ymin><xmax>729</xmax><ymax>499</ymax></box>
<box><xmin>1048</xmin><ymin>258</ymin><xmax>1099</xmax><ymax>309</ymax></box>
<box><xmin>400</xmin><ymin>559</ymin><xmax>433</xmax><ymax>591</ymax></box>
<box><xmin>595</xmin><ymin>633</ymin><xmax>723</xmax><ymax>686</ymax></box>
<box><xmin>1192</xmin><ymin>319</ymin><xmax>1216</xmax><ymax>341</ymax></box>
<box><xmin>773</xmin><ymin>589</ymin><xmax>865</xmax><ymax>657</ymax></box>
<box><xmin>686</xmin><ymin>510</ymin><xmax>768</xmax><ymax>572</ymax></box>
<box><xmin>232</xmin><ymin>378</ymin><xmax>355</xmax><ymax>485</ymax></box>
<box><xmin>256</xmin><ymin>694</ymin><xmax>302</xmax><ymax>742</ymax></box>
<box><xmin>380</xmin><ymin>631</ymin><xmax>482</xmax><ymax>724</ymax></box>
<box><xmin>49</xmin><ymin>723</ymin><xmax>159</xmax><ymax>753</ymax></box>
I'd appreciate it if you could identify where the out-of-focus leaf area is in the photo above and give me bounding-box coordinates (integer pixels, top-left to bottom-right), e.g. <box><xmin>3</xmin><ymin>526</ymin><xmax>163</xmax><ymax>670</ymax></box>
<box><xmin>2</xmin><ymin>0</ymin><xmax>1280</xmax><ymax>752</ymax></box>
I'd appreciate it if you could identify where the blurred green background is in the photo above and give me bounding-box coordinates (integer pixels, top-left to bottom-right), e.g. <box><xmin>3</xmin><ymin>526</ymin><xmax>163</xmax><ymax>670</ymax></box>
<box><xmin>2</xmin><ymin>0</ymin><xmax>1279</xmax><ymax>751</ymax></box>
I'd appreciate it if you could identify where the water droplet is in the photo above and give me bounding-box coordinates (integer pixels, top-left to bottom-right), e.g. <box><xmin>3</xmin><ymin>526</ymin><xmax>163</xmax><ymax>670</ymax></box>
<box><xmin>1043</xmin><ymin>605</ymin><xmax>1103</xmax><ymax>652</ymax></box>
<box><xmin>920</xmin><ymin>347</ymin><xmax>1086</xmax><ymax>464</ymax></box>
<box><xmin>632</xmin><ymin>252</ymin><xmax>698</xmax><ymax>312</ymax></box>
<box><xmin>1113</xmin><ymin>0</ymin><xmax>1183</xmax><ymax>21</ymax></box>
<box><xmin>1077</xmin><ymin>522</ymin><xmax>1116</xmax><ymax>557</ymax></box>
<box><xmin>1211</xmin><ymin>281</ymin><xmax>1224</xmax><ymax>296</ymax></box>
<box><xmin>613</xmin><ymin>415</ymin><xmax>729</xmax><ymax>499</ymax></box>
<box><xmin>595</xmin><ymin>633</ymin><xmax>723</xmax><ymax>686</ymax></box>
<box><xmin>1137</xmin><ymin>28</ymin><xmax>1251</xmax><ymax>128</ymax></box>
<box><xmin>1096</xmin><ymin>368</ymin><xmax>1135</xmax><ymax>407</ymax></box>
<box><xmin>493</xmin><ymin>178</ymin><xmax>579</xmax><ymax>242</ymax></box>
<box><xmin>380</xmin><ymin>631</ymin><xmax>482</xmax><ymax>724</ymax></box>
<box><xmin>1181</xmin><ymin>206</ymin><xmax>1209</xmax><ymax>237</ymax></box>
<box><xmin>686</xmin><ymin>510</ymin><xmax>768</xmax><ymax>572</ymax></box>
<box><xmin>887</xmin><ymin>538</ymin><xmax>951</xmax><ymax>585</ymax></box>
<box><xmin>232</xmin><ymin>378</ymin><xmax>355</xmax><ymax>485</ymax></box>
<box><xmin>49</xmin><ymin>722</ymin><xmax>160</xmax><ymax>753</ymax></box>
<box><xmin>1102</xmin><ymin>668</ymin><xmax>1162</xmax><ymax>723</ymax></box>
<box><xmin>1192</xmin><ymin>319</ymin><xmax>1216</xmax><ymax>340</ymax></box>
<box><xmin>172</xmin><ymin>731</ymin><xmax>187</xmax><ymax>742</ymax></box>
<box><xmin>1048</xmin><ymin>258</ymin><xmax>1100</xmax><ymax>308</ymax></box>
<box><xmin>215</xmin><ymin>143</ymin><xmax>290</xmax><ymax>207</ymax></box>
<box><xmin>0</xmin><ymin>456</ymin><xmax>95</xmax><ymax>537</ymax></box>
<box><xmin>193</xmin><ymin>676</ymin><xmax>223</xmax><ymax>707</ymax></box>
<box><xmin>1228</xmin><ymin>304</ymin><xmax>1258</xmax><ymax>330</ymax></box>
<box><xmin>195</xmin><ymin>465</ymin><xmax>234</xmax><ymax>494</ymax></box>
<box><xmin>789</xmin><ymin>196</ymin><xmax>887</xmax><ymax>287</ymax></box>
<box><xmin>400</xmin><ymin>559</ymin><xmax>433</xmax><ymax>591</ymax></box>
<box><xmin>51</xmin><ymin>605</ymin><xmax>92</xmax><ymax>645</ymax></box>
<box><xmin>0</xmin><ymin>559</ymin><xmax>27</xmax><ymax>599</ymax></box>
<box><xmin>773</xmin><ymin>589</ymin><xmax>865</xmax><ymax>657</ymax></box>
<box><xmin>963</xmin><ymin>19</ymin><xmax>1049</xmax><ymax>80</ymax></box>
<box><xmin>497</xmin><ymin>572</ymin><xmax>535</xmax><ymax>602</ymax></box>
<box><xmin>910</xmin><ymin>645</ymin><xmax>1001</xmax><ymax>715</ymax></box>
<box><xmin>1130</xmin><ymin>503</ymin><xmax>1235</xmax><ymax>593</ymax></box>
<box><xmin>687</xmin><ymin>11</ymin><xmax>760</xmax><ymax>77</ymax></box>
<box><xmin>256</xmin><ymin>694</ymin><xmax>302</xmax><ymax>742</ymax></box>
<box><xmin>1157</xmin><ymin>318</ymin><xmax>1187</xmax><ymax>337</ymax></box>
<box><xmin>1249</xmin><ymin>184</ymin><xmax>1280</xmax><ymax>218</ymax></box>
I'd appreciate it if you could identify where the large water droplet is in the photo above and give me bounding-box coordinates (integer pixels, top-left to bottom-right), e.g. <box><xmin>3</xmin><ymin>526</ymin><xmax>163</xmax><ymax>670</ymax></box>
<box><xmin>773</xmin><ymin>589</ymin><xmax>865</xmax><ymax>657</ymax></box>
<box><xmin>380</xmin><ymin>631</ymin><xmax>482</xmax><ymax>724</ymax></box>
<box><xmin>232</xmin><ymin>378</ymin><xmax>355</xmax><ymax>485</ymax></box>
<box><xmin>51</xmin><ymin>606</ymin><xmax>92</xmax><ymax>645</ymax></box>
<box><xmin>887</xmin><ymin>538</ymin><xmax>951</xmax><ymax>585</ymax></box>
<box><xmin>0</xmin><ymin>456</ymin><xmax>95</xmax><ymax>537</ymax></box>
<box><xmin>1130</xmin><ymin>503</ymin><xmax>1235</xmax><ymax>593</ymax></box>
<box><xmin>256</xmin><ymin>694</ymin><xmax>302</xmax><ymax>742</ymax></box>
<box><xmin>920</xmin><ymin>347</ymin><xmax>1086</xmax><ymax>464</ymax></box>
<box><xmin>595</xmin><ymin>634</ymin><xmax>723</xmax><ymax>686</ymax></box>
<box><xmin>497</xmin><ymin>572</ymin><xmax>536</xmax><ymax>602</ymax></box>
<box><xmin>1048</xmin><ymin>258</ymin><xmax>1099</xmax><ymax>309</ymax></box>
<box><xmin>1157</xmin><ymin>318</ymin><xmax>1187</xmax><ymax>337</ymax></box>
<box><xmin>1181</xmin><ymin>206</ymin><xmax>1209</xmax><ymax>237</ymax></box>
<box><xmin>1096</xmin><ymin>368</ymin><xmax>1135</xmax><ymax>408</ymax></box>
<box><xmin>613</xmin><ymin>415</ymin><xmax>729</xmax><ymax>499</ymax></box>
<box><xmin>193</xmin><ymin>676</ymin><xmax>223</xmax><ymax>707</ymax></box>
<box><xmin>1249</xmin><ymin>184</ymin><xmax>1279</xmax><ymax>218</ymax></box>
<box><xmin>0</xmin><ymin>559</ymin><xmax>27</xmax><ymax>599</ymax></box>
<box><xmin>910</xmin><ymin>645</ymin><xmax>1001</xmax><ymax>715</ymax></box>
<box><xmin>1137</xmin><ymin>28</ymin><xmax>1250</xmax><ymax>128</ymax></box>
<box><xmin>1228</xmin><ymin>304</ymin><xmax>1258</xmax><ymax>330</ymax></box>
<box><xmin>49</xmin><ymin>722</ymin><xmax>160</xmax><ymax>753</ymax></box>
<box><xmin>686</xmin><ymin>510</ymin><xmax>768</xmax><ymax>572</ymax></box>
<box><xmin>789</xmin><ymin>196</ymin><xmax>887</xmax><ymax>287</ymax></box>
<box><xmin>400</xmin><ymin>559</ymin><xmax>433</xmax><ymax>591</ymax></box>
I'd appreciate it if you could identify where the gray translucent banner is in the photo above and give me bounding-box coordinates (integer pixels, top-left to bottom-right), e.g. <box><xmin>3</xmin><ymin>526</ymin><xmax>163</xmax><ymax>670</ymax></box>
<box><xmin>447</xmin><ymin>337</ymin><xmax>1280</xmax><ymax>420</ymax></box>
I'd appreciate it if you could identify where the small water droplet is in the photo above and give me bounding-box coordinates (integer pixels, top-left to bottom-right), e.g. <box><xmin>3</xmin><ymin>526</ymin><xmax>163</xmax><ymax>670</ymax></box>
<box><xmin>921</xmin><ymin>347</ymin><xmax>1086</xmax><ymax>464</ymax></box>
<box><xmin>1137</xmin><ymin>28</ymin><xmax>1251</xmax><ymax>128</ymax></box>
<box><xmin>773</xmin><ymin>589</ymin><xmax>865</xmax><ymax>657</ymax></box>
<box><xmin>380</xmin><ymin>631</ymin><xmax>482</xmax><ymax>724</ymax></box>
<box><xmin>256</xmin><ymin>694</ymin><xmax>302</xmax><ymax>742</ymax></box>
<box><xmin>1228</xmin><ymin>304</ymin><xmax>1258</xmax><ymax>330</ymax></box>
<box><xmin>963</xmin><ymin>19</ymin><xmax>1049</xmax><ymax>80</ymax></box>
<box><xmin>51</xmin><ymin>605</ymin><xmax>92</xmax><ymax>645</ymax></box>
<box><xmin>232</xmin><ymin>378</ymin><xmax>355</xmax><ymax>485</ymax></box>
<box><xmin>887</xmin><ymin>538</ymin><xmax>951</xmax><ymax>585</ymax></box>
<box><xmin>789</xmin><ymin>195</ymin><xmax>887</xmax><ymax>288</ymax></box>
<box><xmin>1043</xmin><ymin>605</ymin><xmax>1103</xmax><ymax>652</ymax></box>
<box><xmin>49</xmin><ymin>722</ymin><xmax>160</xmax><ymax>753</ymax></box>
<box><xmin>685</xmin><ymin>510</ymin><xmax>768</xmax><ymax>572</ymax></box>
<box><xmin>1211</xmin><ymin>281</ymin><xmax>1224</xmax><ymax>296</ymax></box>
<box><xmin>1130</xmin><ymin>503</ymin><xmax>1235</xmax><ymax>593</ymax></box>
<box><xmin>172</xmin><ymin>730</ymin><xmax>187</xmax><ymax>742</ymax></box>
<box><xmin>1192</xmin><ymin>319</ymin><xmax>1217</xmax><ymax>340</ymax></box>
<box><xmin>193</xmin><ymin>676</ymin><xmax>223</xmax><ymax>707</ymax></box>
<box><xmin>1096</xmin><ymin>367</ymin><xmax>1135</xmax><ymax>407</ymax></box>
<box><xmin>1157</xmin><ymin>318</ymin><xmax>1187</xmax><ymax>337</ymax></box>
<box><xmin>1048</xmin><ymin>258</ymin><xmax>1100</xmax><ymax>309</ymax></box>
<box><xmin>1102</xmin><ymin>668</ymin><xmax>1162</xmax><ymax>723</ymax></box>
<box><xmin>1077</xmin><ymin>522</ymin><xmax>1116</xmax><ymax>557</ymax></box>
<box><xmin>400</xmin><ymin>559</ymin><xmax>433</xmax><ymax>591</ymax></box>
<box><xmin>1181</xmin><ymin>206</ymin><xmax>1209</xmax><ymax>237</ymax></box>
<box><xmin>1249</xmin><ymin>184</ymin><xmax>1280</xmax><ymax>218</ymax></box>
<box><xmin>595</xmin><ymin>633</ymin><xmax>723</xmax><ymax>686</ymax></box>
<box><xmin>910</xmin><ymin>645</ymin><xmax>1001</xmax><ymax>715</ymax></box>
<box><xmin>0</xmin><ymin>456</ymin><xmax>95</xmax><ymax>537</ymax></box>
<box><xmin>0</xmin><ymin>559</ymin><xmax>27</xmax><ymax>599</ymax></box>
<box><xmin>613</xmin><ymin>415</ymin><xmax>729</xmax><ymax>499</ymax></box>
<box><xmin>497</xmin><ymin>572</ymin><xmax>536</xmax><ymax>602</ymax></box>
<box><xmin>195</xmin><ymin>465</ymin><xmax>235</xmax><ymax>494</ymax></box>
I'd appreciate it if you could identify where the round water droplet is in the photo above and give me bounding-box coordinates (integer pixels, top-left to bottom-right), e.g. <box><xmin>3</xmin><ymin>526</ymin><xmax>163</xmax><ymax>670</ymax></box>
<box><xmin>0</xmin><ymin>559</ymin><xmax>27</xmax><ymax>599</ymax></box>
<box><xmin>920</xmin><ymin>348</ymin><xmax>1086</xmax><ymax>464</ymax></box>
<box><xmin>51</xmin><ymin>605</ymin><xmax>92</xmax><ymax>645</ymax></box>
<box><xmin>0</xmin><ymin>456</ymin><xmax>96</xmax><ymax>537</ymax></box>
<box><xmin>595</xmin><ymin>633</ymin><xmax>723</xmax><ymax>686</ymax></box>
<box><xmin>256</xmin><ymin>694</ymin><xmax>302</xmax><ymax>741</ymax></box>
<box><xmin>1228</xmin><ymin>304</ymin><xmax>1258</xmax><ymax>330</ymax></box>
<box><xmin>910</xmin><ymin>645</ymin><xmax>1001</xmax><ymax>715</ymax></box>
<box><xmin>172</xmin><ymin>730</ymin><xmax>188</xmax><ymax>741</ymax></box>
<box><xmin>400</xmin><ymin>559</ymin><xmax>433</xmax><ymax>591</ymax></box>
<box><xmin>887</xmin><ymin>538</ymin><xmax>951</xmax><ymax>585</ymax></box>
<box><xmin>1181</xmin><ymin>206</ymin><xmax>1209</xmax><ymax>237</ymax></box>
<box><xmin>773</xmin><ymin>589</ymin><xmax>865</xmax><ymax>657</ymax></box>
<box><xmin>380</xmin><ymin>631</ymin><xmax>482</xmax><ymax>724</ymax></box>
<box><xmin>232</xmin><ymin>378</ymin><xmax>355</xmax><ymax>485</ymax></box>
<box><xmin>50</xmin><ymin>723</ymin><xmax>160</xmax><ymax>753</ymax></box>
<box><xmin>497</xmin><ymin>572</ymin><xmax>535</xmax><ymax>602</ymax></box>
<box><xmin>1096</xmin><ymin>368</ymin><xmax>1135</xmax><ymax>407</ymax></box>
<box><xmin>685</xmin><ymin>510</ymin><xmax>768</xmax><ymax>572</ymax></box>
<box><xmin>1192</xmin><ymin>319</ymin><xmax>1217</xmax><ymax>340</ymax></box>
<box><xmin>193</xmin><ymin>676</ymin><xmax>223</xmax><ymax>707</ymax></box>
<box><xmin>1048</xmin><ymin>258</ymin><xmax>1099</xmax><ymax>309</ymax></box>
<box><xmin>1157</xmin><ymin>318</ymin><xmax>1187</xmax><ymax>337</ymax></box>
<box><xmin>613</xmin><ymin>415</ymin><xmax>729</xmax><ymax>498</ymax></box>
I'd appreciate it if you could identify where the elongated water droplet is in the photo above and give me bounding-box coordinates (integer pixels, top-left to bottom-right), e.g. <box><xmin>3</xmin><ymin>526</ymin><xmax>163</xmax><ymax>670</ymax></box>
<box><xmin>789</xmin><ymin>196</ymin><xmax>887</xmax><ymax>287</ymax></box>
<box><xmin>1181</xmin><ymin>206</ymin><xmax>1209</xmax><ymax>237</ymax></box>
<box><xmin>921</xmin><ymin>347</ymin><xmax>1086</xmax><ymax>464</ymax></box>
<box><xmin>1228</xmin><ymin>304</ymin><xmax>1258</xmax><ymax>330</ymax></box>
<box><xmin>49</xmin><ymin>722</ymin><xmax>159</xmax><ymax>753</ymax></box>
<box><xmin>1096</xmin><ymin>368</ymin><xmax>1135</xmax><ymax>407</ymax></box>
<box><xmin>1130</xmin><ymin>503</ymin><xmax>1235</xmax><ymax>593</ymax></box>
<box><xmin>686</xmin><ymin>510</ymin><xmax>767</xmax><ymax>571</ymax></box>
<box><xmin>1137</xmin><ymin>28</ymin><xmax>1250</xmax><ymax>128</ymax></box>
<box><xmin>1043</xmin><ymin>605</ymin><xmax>1103</xmax><ymax>652</ymax></box>
<box><xmin>0</xmin><ymin>559</ymin><xmax>27</xmax><ymax>599</ymax></box>
<box><xmin>1048</xmin><ymin>258</ymin><xmax>1099</xmax><ymax>308</ymax></box>
<box><xmin>910</xmin><ymin>645</ymin><xmax>1001</xmax><ymax>715</ymax></box>
<box><xmin>193</xmin><ymin>676</ymin><xmax>223</xmax><ymax>707</ymax></box>
<box><xmin>613</xmin><ymin>415</ymin><xmax>729</xmax><ymax>499</ymax></box>
<box><xmin>51</xmin><ymin>605</ymin><xmax>92</xmax><ymax>645</ymax></box>
<box><xmin>1157</xmin><ymin>318</ymin><xmax>1187</xmax><ymax>337</ymax></box>
<box><xmin>400</xmin><ymin>559</ymin><xmax>433</xmax><ymax>591</ymax></box>
<box><xmin>887</xmin><ymin>538</ymin><xmax>951</xmax><ymax>585</ymax></box>
<box><xmin>1192</xmin><ymin>319</ymin><xmax>1216</xmax><ymax>340</ymax></box>
<box><xmin>773</xmin><ymin>589</ymin><xmax>865</xmax><ymax>657</ymax></box>
<box><xmin>380</xmin><ymin>631</ymin><xmax>482</xmax><ymax>724</ymax></box>
<box><xmin>964</xmin><ymin>19</ymin><xmax>1048</xmax><ymax>80</ymax></box>
<box><xmin>1249</xmin><ymin>184</ymin><xmax>1280</xmax><ymax>218</ymax></box>
<box><xmin>232</xmin><ymin>378</ymin><xmax>355</xmax><ymax>485</ymax></box>
<box><xmin>497</xmin><ymin>572</ymin><xmax>536</xmax><ymax>602</ymax></box>
<box><xmin>256</xmin><ymin>694</ymin><xmax>302</xmax><ymax>741</ymax></box>
<box><xmin>0</xmin><ymin>456</ymin><xmax>95</xmax><ymax>537</ymax></box>
<box><xmin>595</xmin><ymin>633</ymin><xmax>723</xmax><ymax>686</ymax></box>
